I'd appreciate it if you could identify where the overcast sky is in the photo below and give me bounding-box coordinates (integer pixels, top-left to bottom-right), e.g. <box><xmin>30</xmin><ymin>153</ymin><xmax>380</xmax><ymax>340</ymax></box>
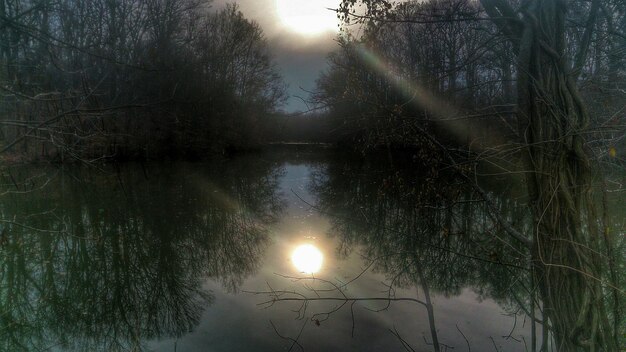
<box><xmin>213</xmin><ymin>0</ymin><xmax>343</xmax><ymax>113</ymax></box>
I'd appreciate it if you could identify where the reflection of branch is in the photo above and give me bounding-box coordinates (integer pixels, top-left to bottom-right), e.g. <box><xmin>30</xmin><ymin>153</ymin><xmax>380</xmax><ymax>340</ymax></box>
<box><xmin>422</xmin><ymin>335</ymin><xmax>454</xmax><ymax>352</ymax></box>
<box><xmin>258</xmin><ymin>263</ymin><xmax>429</xmax><ymax>350</ymax></box>
<box><xmin>456</xmin><ymin>324</ymin><xmax>471</xmax><ymax>351</ymax></box>
<box><xmin>470</xmin><ymin>183</ymin><xmax>531</xmax><ymax>247</ymax></box>
<box><xmin>248</xmin><ymin>266</ymin><xmax>429</xmax><ymax>349</ymax></box>
<box><xmin>390</xmin><ymin>326</ymin><xmax>416</xmax><ymax>352</ymax></box>
<box><xmin>489</xmin><ymin>336</ymin><xmax>501</xmax><ymax>352</ymax></box>
<box><xmin>502</xmin><ymin>313</ymin><xmax>522</xmax><ymax>342</ymax></box>
<box><xmin>269</xmin><ymin>320</ymin><xmax>305</xmax><ymax>352</ymax></box>
<box><xmin>407</xmin><ymin>121</ymin><xmax>532</xmax><ymax>248</ymax></box>
<box><xmin>255</xmin><ymin>293</ymin><xmax>427</xmax><ymax>308</ymax></box>
<box><xmin>290</xmin><ymin>189</ymin><xmax>527</xmax><ymax>270</ymax></box>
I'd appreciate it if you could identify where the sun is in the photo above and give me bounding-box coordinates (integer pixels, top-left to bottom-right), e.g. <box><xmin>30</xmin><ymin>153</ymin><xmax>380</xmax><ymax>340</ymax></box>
<box><xmin>276</xmin><ymin>0</ymin><xmax>340</xmax><ymax>35</ymax></box>
<box><xmin>292</xmin><ymin>244</ymin><xmax>324</xmax><ymax>274</ymax></box>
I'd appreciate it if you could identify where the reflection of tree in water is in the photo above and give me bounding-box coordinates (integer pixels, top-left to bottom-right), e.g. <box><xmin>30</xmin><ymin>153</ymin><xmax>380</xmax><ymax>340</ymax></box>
<box><xmin>310</xmin><ymin>155</ymin><xmax>626</xmax><ymax>350</ymax></box>
<box><xmin>0</xmin><ymin>159</ymin><xmax>284</xmax><ymax>351</ymax></box>
<box><xmin>309</xmin><ymin>154</ymin><xmax>537</xmax><ymax>347</ymax></box>
<box><xmin>312</xmin><ymin>155</ymin><xmax>528</xmax><ymax>291</ymax></box>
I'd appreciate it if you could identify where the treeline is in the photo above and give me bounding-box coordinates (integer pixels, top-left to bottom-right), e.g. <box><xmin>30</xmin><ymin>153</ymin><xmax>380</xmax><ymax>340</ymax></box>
<box><xmin>313</xmin><ymin>0</ymin><xmax>625</xmax><ymax>156</ymax></box>
<box><xmin>1</xmin><ymin>0</ymin><xmax>623</xmax><ymax>161</ymax></box>
<box><xmin>0</xmin><ymin>158</ymin><xmax>282</xmax><ymax>349</ymax></box>
<box><xmin>0</xmin><ymin>0</ymin><xmax>285</xmax><ymax>161</ymax></box>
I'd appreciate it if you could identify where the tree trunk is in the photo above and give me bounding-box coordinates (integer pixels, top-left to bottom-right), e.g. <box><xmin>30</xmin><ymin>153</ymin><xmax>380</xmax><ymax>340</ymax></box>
<box><xmin>514</xmin><ymin>0</ymin><xmax>617</xmax><ymax>350</ymax></box>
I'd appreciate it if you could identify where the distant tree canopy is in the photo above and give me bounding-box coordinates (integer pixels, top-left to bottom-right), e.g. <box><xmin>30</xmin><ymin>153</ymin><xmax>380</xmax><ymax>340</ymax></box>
<box><xmin>317</xmin><ymin>0</ymin><xmax>625</xmax><ymax>155</ymax></box>
<box><xmin>0</xmin><ymin>0</ymin><xmax>286</xmax><ymax>161</ymax></box>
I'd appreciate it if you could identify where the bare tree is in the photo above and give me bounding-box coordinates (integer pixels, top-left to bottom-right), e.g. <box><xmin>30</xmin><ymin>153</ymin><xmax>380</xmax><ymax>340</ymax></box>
<box><xmin>0</xmin><ymin>0</ymin><xmax>286</xmax><ymax>162</ymax></box>
<box><xmin>330</xmin><ymin>0</ymin><xmax>624</xmax><ymax>350</ymax></box>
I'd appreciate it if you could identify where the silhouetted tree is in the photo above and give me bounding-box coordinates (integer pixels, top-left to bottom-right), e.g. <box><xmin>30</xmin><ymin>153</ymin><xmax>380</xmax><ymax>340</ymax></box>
<box><xmin>0</xmin><ymin>0</ymin><xmax>286</xmax><ymax>161</ymax></box>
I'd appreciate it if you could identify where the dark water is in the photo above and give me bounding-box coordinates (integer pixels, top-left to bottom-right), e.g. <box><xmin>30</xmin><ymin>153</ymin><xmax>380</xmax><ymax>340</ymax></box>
<box><xmin>2</xmin><ymin>149</ymin><xmax>619</xmax><ymax>351</ymax></box>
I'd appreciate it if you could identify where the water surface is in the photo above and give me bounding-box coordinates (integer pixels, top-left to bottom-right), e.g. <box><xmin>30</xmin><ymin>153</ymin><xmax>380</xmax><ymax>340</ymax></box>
<box><xmin>0</xmin><ymin>150</ymin><xmax>575</xmax><ymax>351</ymax></box>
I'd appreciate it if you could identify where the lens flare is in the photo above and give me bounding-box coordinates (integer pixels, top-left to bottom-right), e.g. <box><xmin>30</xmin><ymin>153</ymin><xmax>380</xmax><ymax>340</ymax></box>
<box><xmin>353</xmin><ymin>45</ymin><xmax>489</xmax><ymax>149</ymax></box>
<box><xmin>292</xmin><ymin>244</ymin><xmax>323</xmax><ymax>274</ymax></box>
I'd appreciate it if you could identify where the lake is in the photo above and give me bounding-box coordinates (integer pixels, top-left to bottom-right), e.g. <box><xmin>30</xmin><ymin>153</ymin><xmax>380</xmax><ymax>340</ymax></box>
<box><xmin>4</xmin><ymin>147</ymin><xmax>617</xmax><ymax>351</ymax></box>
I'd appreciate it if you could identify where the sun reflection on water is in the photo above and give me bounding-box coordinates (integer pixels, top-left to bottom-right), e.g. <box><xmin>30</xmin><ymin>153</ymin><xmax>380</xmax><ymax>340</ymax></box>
<box><xmin>291</xmin><ymin>244</ymin><xmax>323</xmax><ymax>274</ymax></box>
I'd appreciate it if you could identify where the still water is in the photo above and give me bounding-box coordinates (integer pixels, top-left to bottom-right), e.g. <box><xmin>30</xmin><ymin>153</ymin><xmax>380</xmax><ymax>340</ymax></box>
<box><xmin>1</xmin><ymin>149</ymin><xmax>552</xmax><ymax>351</ymax></box>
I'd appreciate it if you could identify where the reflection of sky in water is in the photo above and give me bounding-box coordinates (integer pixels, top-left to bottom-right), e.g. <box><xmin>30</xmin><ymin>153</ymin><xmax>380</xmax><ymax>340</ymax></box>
<box><xmin>147</xmin><ymin>163</ymin><xmax>532</xmax><ymax>352</ymax></box>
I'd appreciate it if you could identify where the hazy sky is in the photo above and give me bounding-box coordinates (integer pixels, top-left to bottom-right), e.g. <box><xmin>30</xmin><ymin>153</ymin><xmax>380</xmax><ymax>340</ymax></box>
<box><xmin>213</xmin><ymin>0</ymin><xmax>343</xmax><ymax>113</ymax></box>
